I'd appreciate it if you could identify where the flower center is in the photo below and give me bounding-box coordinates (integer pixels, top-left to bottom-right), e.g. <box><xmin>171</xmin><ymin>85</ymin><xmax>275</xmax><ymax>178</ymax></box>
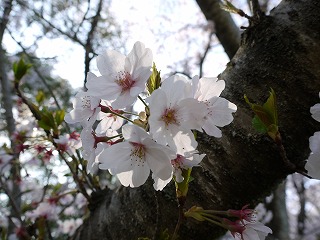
<box><xmin>116</xmin><ymin>71</ymin><xmax>135</xmax><ymax>93</ymax></box>
<box><xmin>161</xmin><ymin>108</ymin><xmax>179</xmax><ymax>126</ymax></box>
<box><xmin>130</xmin><ymin>142</ymin><xmax>146</xmax><ymax>166</ymax></box>
<box><xmin>171</xmin><ymin>154</ymin><xmax>185</xmax><ymax>168</ymax></box>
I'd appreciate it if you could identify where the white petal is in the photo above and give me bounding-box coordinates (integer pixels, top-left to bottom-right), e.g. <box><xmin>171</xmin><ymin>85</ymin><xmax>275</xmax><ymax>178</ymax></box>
<box><xmin>173</xmin><ymin>131</ymin><xmax>198</xmax><ymax>154</ymax></box>
<box><xmin>202</xmin><ymin>118</ymin><xmax>222</xmax><ymax>138</ymax></box>
<box><xmin>131</xmin><ymin>163</ymin><xmax>150</xmax><ymax>187</ymax></box>
<box><xmin>111</xmin><ymin>91</ymin><xmax>137</xmax><ymax>109</ymax></box>
<box><xmin>116</xmin><ymin>171</ymin><xmax>133</xmax><ymax>187</ymax></box>
<box><xmin>309</xmin><ymin>131</ymin><xmax>320</xmax><ymax>153</ymax></box>
<box><xmin>122</xmin><ymin>124</ymin><xmax>149</xmax><ymax>142</ymax></box>
<box><xmin>86</xmin><ymin>73</ymin><xmax>120</xmax><ymax>101</ymax></box>
<box><xmin>311</xmin><ymin>103</ymin><xmax>320</xmax><ymax>122</ymax></box>
<box><xmin>125</xmin><ymin>41</ymin><xmax>153</xmax><ymax>72</ymax></box>
<box><xmin>242</xmin><ymin>227</ymin><xmax>260</xmax><ymax>240</ymax></box>
<box><xmin>97</xmin><ymin>50</ymin><xmax>125</xmax><ymax>76</ymax></box>
<box><xmin>161</xmin><ymin>75</ymin><xmax>192</xmax><ymax>105</ymax></box>
<box><xmin>65</xmin><ymin>109</ymin><xmax>93</xmax><ymax>124</ymax></box>
<box><xmin>306</xmin><ymin>153</ymin><xmax>320</xmax><ymax>179</ymax></box>
<box><xmin>153</xmin><ymin>175</ymin><xmax>172</xmax><ymax>191</ymax></box>
<box><xmin>98</xmin><ymin>142</ymin><xmax>132</xmax><ymax>172</ymax></box>
<box><xmin>207</xmin><ymin>97</ymin><xmax>237</xmax><ymax>127</ymax></box>
<box><xmin>145</xmin><ymin>145</ymin><xmax>173</xmax><ymax>181</ymax></box>
<box><xmin>198</xmin><ymin>77</ymin><xmax>225</xmax><ymax>101</ymax></box>
<box><xmin>178</xmin><ymin>98</ymin><xmax>207</xmax><ymax>131</ymax></box>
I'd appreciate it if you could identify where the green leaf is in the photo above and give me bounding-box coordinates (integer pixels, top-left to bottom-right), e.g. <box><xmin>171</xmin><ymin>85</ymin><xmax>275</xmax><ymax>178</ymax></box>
<box><xmin>55</xmin><ymin>109</ymin><xmax>65</xmax><ymax>127</ymax></box>
<box><xmin>252</xmin><ymin>115</ymin><xmax>268</xmax><ymax>133</ymax></box>
<box><xmin>146</xmin><ymin>63</ymin><xmax>161</xmax><ymax>95</ymax></box>
<box><xmin>35</xmin><ymin>90</ymin><xmax>45</xmax><ymax>105</ymax></box>
<box><xmin>220</xmin><ymin>0</ymin><xmax>240</xmax><ymax>14</ymax></box>
<box><xmin>244</xmin><ymin>89</ymin><xmax>279</xmax><ymax>141</ymax></box>
<box><xmin>13</xmin><ymin>58</ymin><xmax>32</xmax><ymax>81</ymax></box>
<box><xmin>159</xmin><ymin>229</ymin><xmax>170</xmax><ymax>240</ymax></box>
<box><xmin>263</xmin><ymin>88</ymin><xmax>278</xmax><ymax>125</ymax></box>
<box><xmin>38</xmin><ymin>108</ymin><xmax>56</xmax><ymax>131</ymax></box>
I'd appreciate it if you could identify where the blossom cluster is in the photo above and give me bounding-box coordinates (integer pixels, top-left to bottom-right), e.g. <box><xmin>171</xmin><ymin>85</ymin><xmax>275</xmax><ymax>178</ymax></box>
<box><xmin>65</xmin><ymin>41</ymin><xmax>237</xmax><ymax>190</ymax></box>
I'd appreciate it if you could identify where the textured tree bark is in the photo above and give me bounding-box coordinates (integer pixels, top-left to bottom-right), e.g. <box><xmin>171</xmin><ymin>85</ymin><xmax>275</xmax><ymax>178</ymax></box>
<box><xmin>76</xmin><ymin>0</ymin><xmax>320</xmax><ymax>239</ymax></box>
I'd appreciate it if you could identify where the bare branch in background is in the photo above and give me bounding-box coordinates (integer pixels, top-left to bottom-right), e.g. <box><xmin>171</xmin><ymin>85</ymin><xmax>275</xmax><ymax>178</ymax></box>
<box><xmin>196</xmin><ymin>0</ymin><xmax>240</xmax><ymax>59</ymax></box>
<box><xmin>293</xmin><ymin>175</ymin><xmax>306</xmax><ymax>237</ymax></box>
<box><xmin>83</xmin><ymin>0</ymin><xmax>103</xmax><ymax>89</ymax></box>
<box><xmin>199</xmin><ymin>28</ymin><xmax>215</xmax><ymax>78</ymax></box>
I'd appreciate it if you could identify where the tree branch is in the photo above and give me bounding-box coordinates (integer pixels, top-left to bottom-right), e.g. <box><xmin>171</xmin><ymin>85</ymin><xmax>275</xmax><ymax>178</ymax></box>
<box><xmin>196</xmin><ymin>0</ymin><xmax>240</xmax><ymax>59</ymax></box>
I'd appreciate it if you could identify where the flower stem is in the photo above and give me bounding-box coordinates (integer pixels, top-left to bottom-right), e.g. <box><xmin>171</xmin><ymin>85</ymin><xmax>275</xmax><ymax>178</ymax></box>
<box><xmin>171</xmin><ymin>203</ymin><xmax>184</xmax><ymax>240</ymax></box>
<box><xmin>138</xmin><ymin>95</ymin><xmax>149</xmax><ymax>109</ymax></box>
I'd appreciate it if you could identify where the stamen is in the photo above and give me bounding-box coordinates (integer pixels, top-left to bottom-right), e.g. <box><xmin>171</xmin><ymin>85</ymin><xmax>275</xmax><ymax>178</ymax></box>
<box><xmin>161</xmin><ymin>108</ymin><xmax>179</xmax><ymax>126</ymax></box>
<box><xmin>116</xmin><ymin>71</ymin><xmax>135</xmax><ymax>93</ymax></box>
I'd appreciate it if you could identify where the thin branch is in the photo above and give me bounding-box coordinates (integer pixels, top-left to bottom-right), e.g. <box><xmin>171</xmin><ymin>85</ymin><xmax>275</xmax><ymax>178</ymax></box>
<box><xmin>73</xmin><ymin>0</ymin><xmax>91</xmax><ymax>38</ymax></box>
<box><xmin>83</xmin><ymin>0</ymin><xmax>103</xmax><ymax>88</ymax></box>
<box><xmin>16</xmin><ymin>0</ymin><xmax>84</xmax><ymax>47</ymax></box>
<box><xmin>199</xmin><ymin>30</ymin><xmax>214</xmax><ymax>78</ymax></box>
<box><xmin>8</xmin><ymin>30</ymin><xmax>63</xmax><ymax>111</ymax></box>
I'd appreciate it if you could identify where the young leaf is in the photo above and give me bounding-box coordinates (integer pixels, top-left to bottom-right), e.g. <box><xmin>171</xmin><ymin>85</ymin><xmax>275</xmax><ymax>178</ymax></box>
<box><xmin>146</xmin><ymin>63</ymin><xmax>161</xmax><ymax>95</ymax></box>
<box><xmin>55</xmin><ymin>110</ymin><xmax>65</xmax><ymax>127</ymax></box>
<box><xmin>252</xmin><ymin>115</ymin><xmax>268</xmax><ymax>133</ymax></box>
<box><xmin>13</xmin><ymin>58</ymin><xmax>32</xmax><ymax>81</ymax></box>
<box><xmin>244</xmin><ymin>89</ymin><xmax>279</xmax><ymax>141</ymax></box>
<box><xmin>36</xmin><ymin>90</ymin><xmax>45</xmax><ymax>105</ymax></box>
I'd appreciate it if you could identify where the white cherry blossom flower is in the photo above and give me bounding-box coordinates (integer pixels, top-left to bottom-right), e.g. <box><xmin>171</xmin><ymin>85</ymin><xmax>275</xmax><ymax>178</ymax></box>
<box><xmin>192</xmin><ymin>76</ymin><xmax>237</xmax><ymax>138</ymax></box>
<box><xmin>239</xmin><ymin>221</ymin><xmax>273</xmax><ymax>240</ymax></box>
<box><xmin>64</xmin><ymin>91</ymin><xmax>100</xmax><ymax>124</ymax></box>
<box><xmin>224</xmin><ymin>218</ymin><xmax>272</xmax><ymax>240</ymax></box>
<box><xmin>86</xmin><ymin>41</ymin><xmax>153</xmax><ymax>109</ymax></box>
<box><xmin>81</xmin><ymin>127</ymin><xmax>119</xmax><ymax>174</ymax></box>
<box><xmin>98</xmin><ymin>124</ymin><xmax>175</xmax><ymax>188</ymax></box>
<box><xmin>54</xmin><ymin>133</ymin><xmax>82</xmax><ymax>156</ymax></box>
<box><xmin>26</xmin><ymin>202</ymin><xmax>58</xmax><ymax>221</ymax></box>
<box><xmin>58</xmin><ymin>218</ymin><xmax>83</xmax><ymax>236</ymax></box>
<box><xmin>305</xmin><ymin>131</ymin><xmax>320</xmax><ymax>179</ymax></box>
<box><xmin>96</xmin><ymin>106</ymin><xmax>124</xmax><ymax>132</ymax></box>
<box><xmin>153</xmin><ymin>131</ymin><xmax>205</xmax><ymax>190</ymax></box>
<box><xmin>147</xmin><ymin>75</ymin><xmax>207</xmax><ymax>149</ymax></box>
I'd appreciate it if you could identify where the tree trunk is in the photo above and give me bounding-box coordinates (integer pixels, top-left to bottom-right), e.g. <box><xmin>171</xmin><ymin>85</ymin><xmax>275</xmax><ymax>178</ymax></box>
<box><xmin>77</xmin><ymin>0</ymin><xmax>320</xmax><ymax>239</ymax></box>
<box><xmin>267</xmin><ymin>181</ymin><xmax>290</xmax><ymax>240</ymax></box>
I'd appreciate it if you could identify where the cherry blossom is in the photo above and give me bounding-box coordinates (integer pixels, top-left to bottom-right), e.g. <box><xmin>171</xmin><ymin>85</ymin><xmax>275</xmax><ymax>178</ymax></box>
<box><xmin>58</xmin><ymin>218</ymin><xmax>83</xmax><ymax>236</ymax></box>
<box><xmin>147</xmin><ymin>75</ymin><xmax>207</xmax><ymax>149</ymax></box>
<box><xmin>98</xmin><ymin>124</ymin><xmax>175</xmax><ymax>188</ymax></box>
<box><xmin>64</xmin><ymin>91</ymin><xmax>100</xmax><ymax>124</ymax></box>
<box><xmin>192</xmin><ymin>76</ymin><xmax>237</xmax><ymax>138</ymax></box>
<box><xmin>86</xmin><ymin>41</ymin><xmax>153</xmax><ymax>109</ymax></box>
<box><xmin>26</xmin><ymin>202</ymin><xmax>58</xmax><ymax>221</ymax></box>
<box><xmin>54</xmin><ymin>133</ymin><xmax>82</xmax><ymax>156</ymax></box>
<box><xmin>223</xmin><ymin>218</ymin><xmax>272</xmax><ymax>240</ymax></box>
<box><xmin>305</xmin><ymin>131</ymin><xmax>320</xmax><ymax>179</ymax></box>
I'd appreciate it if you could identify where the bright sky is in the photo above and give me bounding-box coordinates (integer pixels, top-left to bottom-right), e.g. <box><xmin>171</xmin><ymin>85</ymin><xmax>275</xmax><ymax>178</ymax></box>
<box><xmin>3</xmin><ymin>0</ymin><xmax>281</xmax><ymax>89</ymax></box>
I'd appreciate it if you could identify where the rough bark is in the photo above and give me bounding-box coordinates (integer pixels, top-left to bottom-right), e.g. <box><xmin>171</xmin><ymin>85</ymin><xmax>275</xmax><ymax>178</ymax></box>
<box><xmin>196</xmin><ymin>0</ymin><xmax>240</xmax><ymax>58</ymax></box>
<box><xmin>77</xmin><ymin>0</ymin><xmax>320</xmax><ymax>239</ymax></box>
